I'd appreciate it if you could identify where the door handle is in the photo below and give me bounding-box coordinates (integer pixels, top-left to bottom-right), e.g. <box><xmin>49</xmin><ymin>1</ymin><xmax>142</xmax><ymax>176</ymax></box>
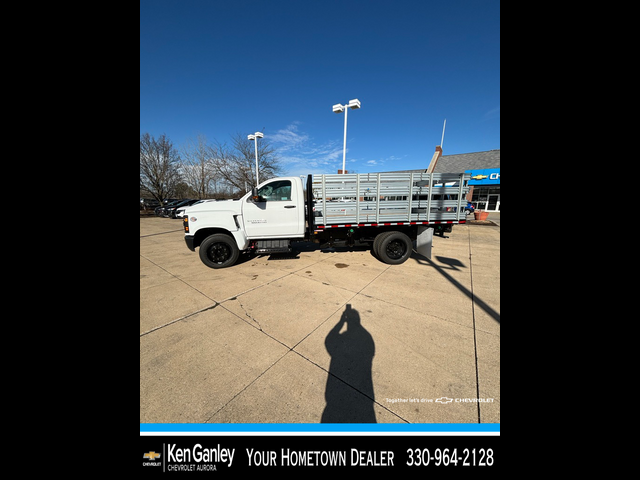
<box><xmin>284</xmin><ymin>205</ymin><xmax>296</xmax><ymax>209</ymax></box>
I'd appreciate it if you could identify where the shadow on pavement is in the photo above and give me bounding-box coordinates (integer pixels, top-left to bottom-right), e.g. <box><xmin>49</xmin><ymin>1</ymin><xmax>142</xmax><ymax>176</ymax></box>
<box><xmin>412</xmin><ymin>252</ymin><xmax>500</xmax><ymax>323</ymax></box>
<box><xmin>321</xmin><ymin>304</ymin><xmax>377</xmax><ymax>423</ymax></box>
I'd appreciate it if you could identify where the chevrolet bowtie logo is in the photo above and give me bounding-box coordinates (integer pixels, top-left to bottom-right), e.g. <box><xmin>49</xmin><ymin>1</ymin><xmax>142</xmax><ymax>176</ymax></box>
<box><xmin>435</xmin><ymin>396</ymin><xmax>453</xmax><ymax>404</ymax></box>
<box><xmin>471</xmin><ymin>174</ymin><xmax>488</xmax><ymax>180</ymax></box>
<box><xmin>144</xmin><ymin>451</ymin><xmax>161</xmax><ymax>460</ymax></box>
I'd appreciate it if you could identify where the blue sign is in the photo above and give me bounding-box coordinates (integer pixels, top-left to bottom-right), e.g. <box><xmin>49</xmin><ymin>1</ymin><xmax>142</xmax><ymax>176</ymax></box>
<box><xmin>467</xmin><ymin>168</ymin><xmax>500</xmax><ymax>185</ymax></box>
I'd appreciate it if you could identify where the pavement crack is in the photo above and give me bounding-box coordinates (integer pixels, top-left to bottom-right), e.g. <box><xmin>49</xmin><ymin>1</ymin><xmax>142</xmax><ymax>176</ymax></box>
<box><xmin>140</xmin><ymin>302</ymin><xmax>219</xmax><ymax>337</ymax></box>
<box><xmin>139</xmin><ymin>229</ymin><xmax>183</xmax><ymax>238</ymax></box>
<box><xmin>205</xmin><ymin>350</ymin><xmax>290</xmax><ymax>423</ymax></box>
<box><xmin>140</xmin><ymin>253</ymin><xmax>217</xmax><ymax>303</ymax></box>
<box><xmin>236</xmin><ymin>298</ymin><xmax>262</xmax><ymax>331</ymax></box>
<box><xmin>468</xmin><ymin>227</ymin><xmax>482</xmax><ymax>424</ymax></box>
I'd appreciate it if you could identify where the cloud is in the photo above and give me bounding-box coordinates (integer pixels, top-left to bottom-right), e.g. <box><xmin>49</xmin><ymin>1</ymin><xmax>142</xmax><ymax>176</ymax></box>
<box><xmin>268</xmin><ymin>122</ymin><xmax>309</xmax><ymax>152</ymax></box>
<box><xmin>270</xmin><ymin>123</ymin><xmax>345</xmax><ymax>176</ymax></box>
<box><xmin>269</xmin><ymin>124</ymin><xmax>408</xmax><ymax>176</ymax></box>
<box><xmin>483</xmin><ymin>106</ymin><xmax>500</xmax><ymax>121</ymax></box>
<box><xmin>363</xmin><ymin>155</ymin><xmax>404</xmax><ymax>169</ymax></box>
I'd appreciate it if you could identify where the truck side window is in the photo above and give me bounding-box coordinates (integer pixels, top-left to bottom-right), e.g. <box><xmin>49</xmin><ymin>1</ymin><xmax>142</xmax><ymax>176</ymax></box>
<box><xmin>256</xmin><ymin>180</ymin><xmax>291</xmax><ymax>201</ymax></box>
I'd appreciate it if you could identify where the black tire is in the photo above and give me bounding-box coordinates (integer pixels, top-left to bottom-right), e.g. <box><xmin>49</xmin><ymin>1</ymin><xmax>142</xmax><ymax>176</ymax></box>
<box><xmin>199</xmin><ymin>234</ymin><xmax>240</xmax><ymax>269</ymax></box>
<box><xmin>377</xmin><ymin>231</ymin><xmax>412</xmax><ymax>265</ymax></box>
<box><xmin>372</xmin><ymin>231</ymin><xmax>393</xmax><ymax>259</ymax></box>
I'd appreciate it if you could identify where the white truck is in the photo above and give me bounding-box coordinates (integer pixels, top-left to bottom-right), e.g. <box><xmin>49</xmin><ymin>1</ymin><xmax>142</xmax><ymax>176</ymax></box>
<box><xmin>183</xmin><ymin>172</ymin><xmax>471</xmax><ymax>268</ymax></box>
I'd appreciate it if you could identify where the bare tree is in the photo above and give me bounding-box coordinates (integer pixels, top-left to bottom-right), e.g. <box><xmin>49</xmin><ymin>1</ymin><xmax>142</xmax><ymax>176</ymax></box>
<box><xmin>180</xmin><ymin>134</ymin><xmax>215</xmax><ymax>199</ymax></box>
<box><xmin>140</xmin><ymin>133</ymin><xmax>182</xmax><ymax>203</ymax></box>
<box><xmin>210</xmin><ymin>133</ymin><xmax>282</xmax><ymax>194</ymax></box>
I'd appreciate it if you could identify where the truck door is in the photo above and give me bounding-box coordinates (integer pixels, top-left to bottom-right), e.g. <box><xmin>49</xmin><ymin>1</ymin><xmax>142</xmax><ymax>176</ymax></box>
<box><xmin>242</xmin><ymin>179</ymin><xmax>301</xmax><ymax>237</ymax></box>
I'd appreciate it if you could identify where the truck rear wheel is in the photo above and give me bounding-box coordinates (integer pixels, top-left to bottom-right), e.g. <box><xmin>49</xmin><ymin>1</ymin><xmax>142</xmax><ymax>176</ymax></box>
<box><xmin>372</xmin><ymin>231</ymin><xmax>388</xmax><ymax>259</ymax></box>
<box><xmin>372</xmin><ymin>231</ymin><xmax>399</xmax><ymax>259</ymax></box>
<box><xmin>376</xmin><ymin>231</ymin><xmax>412</xmax><ymax>265</ymax></box>
<box><xmin>199</xmin><ymin>233</ymin><xmax>240</xmax><ymax>269</ymax></box>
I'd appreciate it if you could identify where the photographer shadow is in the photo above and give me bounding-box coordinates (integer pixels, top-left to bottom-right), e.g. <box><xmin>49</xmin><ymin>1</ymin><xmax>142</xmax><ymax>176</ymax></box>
<box><xmin>321</xmin><ymin>304</ymin><xmax>376</xmax><ymax>423</ymax></box>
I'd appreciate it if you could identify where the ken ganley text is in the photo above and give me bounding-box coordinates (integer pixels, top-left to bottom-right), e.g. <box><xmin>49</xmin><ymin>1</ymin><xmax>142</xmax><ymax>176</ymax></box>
<box><xmin>163</xmin><ymin>444</ymin><xmax>394</xmax><ymax>468</ymax></box>
<box><xmin>246</xmin><ymin>448</ymin><xmax>394</xmax><ymax>467</ymax></box>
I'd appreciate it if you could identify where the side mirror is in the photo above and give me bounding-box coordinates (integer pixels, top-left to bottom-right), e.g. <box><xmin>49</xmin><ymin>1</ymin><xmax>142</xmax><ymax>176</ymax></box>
<box><xmin>251</xmin><ymin>187</ymin><xmax>260</xmax><ymax>202</ymax></box>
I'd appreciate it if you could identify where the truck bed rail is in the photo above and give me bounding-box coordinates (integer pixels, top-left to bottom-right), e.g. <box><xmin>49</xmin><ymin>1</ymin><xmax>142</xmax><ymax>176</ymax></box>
<box><xmin>312</xmin><ymin>172</ymin><xmax>471</xmax><ymax>227</ymax></box>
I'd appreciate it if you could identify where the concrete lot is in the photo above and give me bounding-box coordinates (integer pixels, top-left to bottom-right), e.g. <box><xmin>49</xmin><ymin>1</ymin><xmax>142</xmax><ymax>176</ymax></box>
<box><xmin>140</xmin><ymin>216</ymin><xmax>499</xmax><ymax>424</ymax></box>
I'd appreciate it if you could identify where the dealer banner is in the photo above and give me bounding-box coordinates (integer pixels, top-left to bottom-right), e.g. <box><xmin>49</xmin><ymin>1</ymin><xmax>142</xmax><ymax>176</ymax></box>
<box><xmin>140</xmin><ymin>435</ymin><xmax>498</xmax><ymax>473</ymax></box>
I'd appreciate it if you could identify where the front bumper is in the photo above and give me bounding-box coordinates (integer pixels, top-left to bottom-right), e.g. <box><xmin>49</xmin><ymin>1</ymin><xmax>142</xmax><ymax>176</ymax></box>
<box><xmin>185</xmin><ymin>235</ymin><xmax>195</xmax><ymax>251</ymax></box>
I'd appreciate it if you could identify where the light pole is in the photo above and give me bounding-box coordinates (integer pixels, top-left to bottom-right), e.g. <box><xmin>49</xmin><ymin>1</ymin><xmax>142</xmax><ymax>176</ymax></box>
<box><xmin>247</xmin><ymin>132</ymin><xmax>264</xmax><ymax>186</ymax></box>
<box><xmin>332</xmin><ymin>99</ymin><xmax>361</xmax><ymax>174</ymax></box>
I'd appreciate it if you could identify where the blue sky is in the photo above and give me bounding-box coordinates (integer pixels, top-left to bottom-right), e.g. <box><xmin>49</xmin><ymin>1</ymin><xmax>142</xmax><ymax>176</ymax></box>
<box><xmin>140</xmin><ymin>0</ymin><xmax>500</xmax><ymax>177</ymax></box>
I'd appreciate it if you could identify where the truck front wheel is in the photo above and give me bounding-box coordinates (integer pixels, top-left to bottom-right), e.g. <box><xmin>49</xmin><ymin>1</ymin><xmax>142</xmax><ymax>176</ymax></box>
<box><xmin>199</xmin><ymin>234</ymin><xmax>240</xmax><ymax>269</ymax></box>
<box><xmin>376</xmin><ymin>231</ymin><xmax>413</xmax><ymax>265</ymax></box>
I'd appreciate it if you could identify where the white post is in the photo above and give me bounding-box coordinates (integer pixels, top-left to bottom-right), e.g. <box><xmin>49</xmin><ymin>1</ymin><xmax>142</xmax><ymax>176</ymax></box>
<box><xmin>254</xmin><ymin>136</ymin><xmax>259</xmax><ymax>186</ymax></box>
<box><xmin>342</xmin><ymin>106</ymin><xmax>348</xmax><ymax>174</ymax></box>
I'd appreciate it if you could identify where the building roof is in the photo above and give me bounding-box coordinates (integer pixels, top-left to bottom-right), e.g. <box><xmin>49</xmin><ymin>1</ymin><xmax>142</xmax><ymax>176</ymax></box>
<box><xmin>432</xmin><ymin>149</ymin><xmax>500</xmax><ymax>173</ymax></box>
<box><xmin>385</xmin><ymin>149</ymin><xmax>500</xmax><ymax>174</ymax></box>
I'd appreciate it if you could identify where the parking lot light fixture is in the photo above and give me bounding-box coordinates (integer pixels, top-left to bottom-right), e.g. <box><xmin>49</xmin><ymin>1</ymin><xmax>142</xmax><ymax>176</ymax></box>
<box><xmin>333</xmin><ymin>99</ymin><xmax>360</xmax><ymax>173</ymax></box>
<box><xmin>247</xmin><ymin>132</ymin><xmax>264</xmax><ymax>186</ymax></box>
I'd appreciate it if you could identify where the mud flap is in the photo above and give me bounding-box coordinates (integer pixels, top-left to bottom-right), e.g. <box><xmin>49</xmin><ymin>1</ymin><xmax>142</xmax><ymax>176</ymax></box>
<box><xmin>416</xmin><ymin>226</ymin><xmax>434</xmax><ymax>259</ymax></box>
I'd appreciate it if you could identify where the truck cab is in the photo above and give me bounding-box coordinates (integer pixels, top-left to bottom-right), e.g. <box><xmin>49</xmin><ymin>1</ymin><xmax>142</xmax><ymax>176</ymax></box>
<box><xmin>241</xmin><ymin>177</ymin><xmax>306</xmax><ymax>238</ymax></box>
<box><xmin>183</xmin><ymin>176</ymin><xmax>306</xmax><ymax>268</ymax></box>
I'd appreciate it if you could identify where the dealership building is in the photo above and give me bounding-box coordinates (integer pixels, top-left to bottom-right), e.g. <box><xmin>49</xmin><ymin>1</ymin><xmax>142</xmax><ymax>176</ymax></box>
<box><xmin>430</xmin><ymin>148</ymin><xmax>500</xmax><ymax>212</ymax></box>
<box><xmin>391</xmin><ymin>147</ymin><xmax>500</xmax><ymax>212</ymax></box>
